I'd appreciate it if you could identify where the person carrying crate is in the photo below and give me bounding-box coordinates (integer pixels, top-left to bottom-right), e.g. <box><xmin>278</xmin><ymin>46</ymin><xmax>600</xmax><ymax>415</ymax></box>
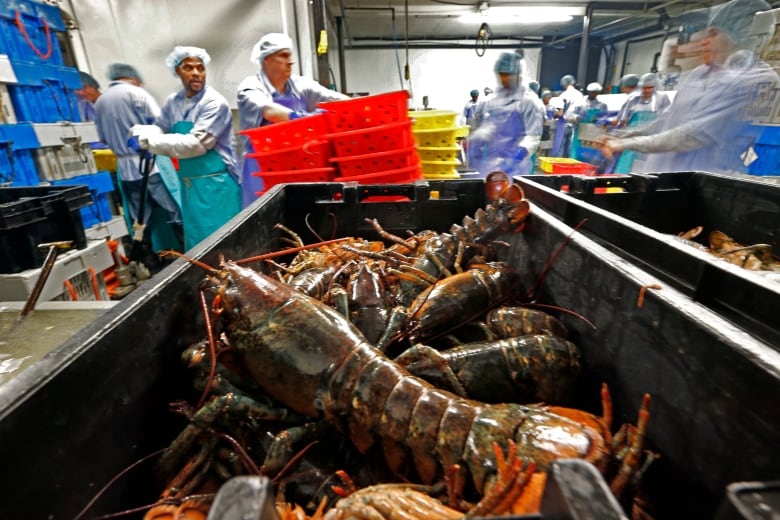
<box><xmin>236</xmin><ymin>33</ymin><xmax>348</xmax><ymax>207</ymax></box>
<box><xmin>128</xmin><ymin>46</ymin><xmax>241</xmax><ymax>251</ymax></box>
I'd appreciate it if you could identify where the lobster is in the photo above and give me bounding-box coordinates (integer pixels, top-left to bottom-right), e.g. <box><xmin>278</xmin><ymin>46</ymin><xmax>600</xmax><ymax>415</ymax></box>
<box><xmin>193</xmin><ymin>261</ymin><xmax>649</xmax><ymax>501</ymax></box>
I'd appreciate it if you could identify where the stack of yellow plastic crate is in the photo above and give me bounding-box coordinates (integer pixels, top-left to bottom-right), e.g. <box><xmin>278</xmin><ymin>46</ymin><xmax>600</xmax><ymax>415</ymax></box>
<box><xmin>409</xmin><ymin>110</ymin><xmax>468</xmax><ymax>180</ymax></box>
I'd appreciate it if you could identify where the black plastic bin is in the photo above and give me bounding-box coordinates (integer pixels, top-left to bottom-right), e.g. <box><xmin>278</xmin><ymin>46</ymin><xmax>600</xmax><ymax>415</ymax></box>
<box><xmin>516</xmin><ymin>172</ymin><xmax>780</xmax><ymax>347</ymax></box>
<box><xmin>0</xmin><ymin>184</ymin><xmax>91</xmax><ymax>273</ymax></box>
<box><xmin>0</xmin><ymin>180</ymin><xmax>778</xmax><ymax>519</ymax></box>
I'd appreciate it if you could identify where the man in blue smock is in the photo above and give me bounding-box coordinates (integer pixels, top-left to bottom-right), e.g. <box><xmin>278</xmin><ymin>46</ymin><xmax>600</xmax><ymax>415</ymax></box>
<box><xmin>236</xmin><ymin>33</ymin><xmax>348</xmax><ymax>206</ymax></box>
<box><xmin>615</xmin><ymin>73</ymin><xmax>671</xmax><ymax>128</ymax></box>
<box><xmin>466</xmin><ymin>52</ymin><xmax>542</xmax><ymax>177</ymax></box>
<box><xmin>75</xmin><ymin>71</ymin><xmax>100</xmax><ymax>122</ymax></box>
<box><xmin>130</xmin><ymin>46</ymin><xmax>241</xmax><ymax>251</ymax></box>
<box><xmin>94</xmin><ymin>63</ymin><xmax>182</xmax><ymax>244</ymax></box>
<box><xmin>600</xmin><ymin>0</ymin><xmax>779</xmax><ymax>175</ymax></box>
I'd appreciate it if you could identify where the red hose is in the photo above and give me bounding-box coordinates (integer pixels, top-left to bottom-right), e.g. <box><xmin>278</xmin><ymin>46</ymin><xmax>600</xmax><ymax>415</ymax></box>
<box><xmin>15</xmin><ymin>10</ymin><xmax>52</xmax><ymax>60</ymax></box>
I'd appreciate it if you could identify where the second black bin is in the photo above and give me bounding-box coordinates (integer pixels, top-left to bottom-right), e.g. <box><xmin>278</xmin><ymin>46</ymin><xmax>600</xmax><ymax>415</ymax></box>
<box><xmin>0</xmin><ymin>180</ymin><xmax>778</xmax><ymax>519</ymax></box>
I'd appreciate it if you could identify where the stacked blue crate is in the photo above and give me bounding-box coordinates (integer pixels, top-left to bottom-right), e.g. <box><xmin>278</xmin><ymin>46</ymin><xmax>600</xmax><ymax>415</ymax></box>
<box><xmin>748</xmin><ymin>126</ymin><xmax>780</xmax><ymax>176</ymax></box>
<box><xmin>51</xmin><ymin>171</ymin><xmax>114</xmax><ymax>229</ymax></box>
<box><xmin>7</xmin><ymin>60</ymin><xmax>80</xmax><ymax>122</ymax></box>
<box><xmin>0</xmin><ymin>0</ymin><xmax>65</xmax><ymax>65</ymax></box>
<box><xmin>0</xmin><ymin>122</ymin><xmax>40</xmax><ymax>185</ymax></box>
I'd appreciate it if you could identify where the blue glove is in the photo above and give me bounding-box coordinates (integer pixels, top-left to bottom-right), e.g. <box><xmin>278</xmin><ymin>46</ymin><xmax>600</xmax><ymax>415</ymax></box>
<box><xmin>289</xmin><ymin>110</ymin><xmax>308</xmax><ymax>120</ymax></box>
<box><xmin>127</xmin><ymin>136</ymin><xmax>143</xmax><ymax>153</ymax></box>
<box><xmin>514</xmin><ymin>147</ymin><xmax>528</xmax><ymax>162</ymax></box>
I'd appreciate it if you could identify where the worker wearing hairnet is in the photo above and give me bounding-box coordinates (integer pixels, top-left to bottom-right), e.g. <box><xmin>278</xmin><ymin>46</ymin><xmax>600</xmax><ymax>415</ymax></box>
<box><xmin>237</xmin><ymin>33</ymin><xmax>348</xmax><ymax>206</ymax></box>
<box><xmin>461</xmin><ymin>89</ymin><xmax>479</xmax><ymax>127</ymax></box>
<box><xmin>466</xmin><ymin>52</ymin><xmax>542</xmax><ymax>177</ymax></box>
<box><xmin>619</xmin><ymin>74</ymin><xmax>640</xmax><ymax>94</ymax></box>
<box><xmin>94</xmin><ymin>63</ymin><xmax>182</xmax><ymax>252</ymax></box>
<box><xmin>76</xmin><ymin>71</ymin><xmax>101</xmax><ymax>122</ymax></box>
<box><xmin>600</xmin><ymin>0</ymin><xmax>779</xmax><ymax>174</ymax></box>
<box><xmin>129</xmin><ymin>46</ymin><xmax>241</xmax><ymax>251</ymax></box>
<box><xmin>615</xmin><ymin>73</ymin><xmax>671</xmax><ymax>128</ymax></box>
<box><xmin>557</xmin><ymin>74</ymin><xmax>584</xmax><ymax>157</ymax></box>
<box><xmin>567</xmin><ymin>82</ymin><xmax>608</xmax><ymax>124</ymax></box>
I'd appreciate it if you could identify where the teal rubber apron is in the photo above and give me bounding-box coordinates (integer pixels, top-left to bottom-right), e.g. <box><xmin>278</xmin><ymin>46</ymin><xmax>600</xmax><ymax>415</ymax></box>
<box><xmin>613</xmin><ymin>111</ymin><xmax>657</xmax><ymax>174</ymax></box>
<box><xmin>172</xmin><ymin>121</ymin><xmax>241</xmax><ymax>251</ymax></box>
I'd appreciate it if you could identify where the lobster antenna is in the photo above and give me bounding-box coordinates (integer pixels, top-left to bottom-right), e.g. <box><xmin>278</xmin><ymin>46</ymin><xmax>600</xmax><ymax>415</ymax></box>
<box><xmin>526</xmin><ymin>218</ymin><xmax>588</xmax><ymax>301</ymax></box>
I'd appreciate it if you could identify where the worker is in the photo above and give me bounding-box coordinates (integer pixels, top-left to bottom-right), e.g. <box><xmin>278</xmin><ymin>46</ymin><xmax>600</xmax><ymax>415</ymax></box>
<box><xmin>528</xmin><ymin>80</ymin><xmax>541</xmax><ymax>97</ymax></box>
<box><xmin>615</xmin><ymin>73</ymin><xmax>671</xmax><ymax>128</ymax></box>
<box><xmin>466</xmin><ymin>52</ymin><xmax>542</xmax><ymax>177</ymax></box>
<box><xmin>557</xmin><ymin>74</ymin><xmax>584</xmax><ymax>157</ymax></box>
<box><xmin>94</xmin><ymin>63</ymin><xmax>182</xmax><ymax>252</ymax></box>
<box><xmin>599</xmin><ymin>0</ymin><xmax>779</xmax><ymax>175</ymax></box>
<box><xmin>237</xmin><ymin>33</ymin><xmax>348</xmax><ymax>206</ymax></box>
<box><xmin>567</xmin><ymin>82</ymin><xmax>608</xmax><ymax>124</ymax></box>
<box><xmin>76</xmin><ymin>71</ymin><xmax>101</xmax><ymax>122</ymax></box>
<box><xmin>619</xmin><ymin>73</ymin><xmax>640</xmax><ymax>94</ymax></box>
<box><xmin>461</xmin><ymin>89</ymin><xmax>479</xmax><ymax>127</ymax></box>
<box><xmin>129</xmin><ymin>46</ymin><xmax>241</xmax><ymax>251</ymax></box>
<box><xmin>541</xmin><ymin>90</ymin><xmax>554</xmax><ymax>118</ymax></box>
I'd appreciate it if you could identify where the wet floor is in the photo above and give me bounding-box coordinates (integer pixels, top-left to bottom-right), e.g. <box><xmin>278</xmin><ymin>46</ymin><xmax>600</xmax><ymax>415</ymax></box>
<box><xmin>0</xmin><ymin>301</ymin><xmax>116</xmax><ymax>387</ymax></box>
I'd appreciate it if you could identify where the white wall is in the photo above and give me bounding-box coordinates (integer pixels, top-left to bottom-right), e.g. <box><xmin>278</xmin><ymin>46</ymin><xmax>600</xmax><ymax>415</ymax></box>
<box><xmin>604</xmin><ymin>36</ymin><xmax>665</xmax><ymax>87</ymax></box>
<box><xmin>61</xmin><ymin>0</ymin><xmax>315</xmax><ymax>109</ymax></box>
<box><xmin>341</xmin><ymin>47</ymin><xmax>541</xmax><ymax>113</ymax></box>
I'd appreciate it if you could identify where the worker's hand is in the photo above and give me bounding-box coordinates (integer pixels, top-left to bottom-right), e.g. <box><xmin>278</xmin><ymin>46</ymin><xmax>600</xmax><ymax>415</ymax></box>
<box><xmin>126</xmin><ymin>136</ymin><xmax>145</xmax><ymax>154</ymax></box>
<box><xmin>597</xmin><ymin>136</ymin><xmax>623</xmax><ymax>160</ymax></box>
<box><xmin>288</xmin><ymin>110</ymin><xmax>309</xmax><ymax>120</ymax></box>
<box><xmin>514</xmin><ymin>147</ymin><xmax>528</xmax><ymax>162</ymax></box>
<box><xmin>129</xmin><ymin>124</ymin><xmax>162</xmax><ymax>139</ymax></box>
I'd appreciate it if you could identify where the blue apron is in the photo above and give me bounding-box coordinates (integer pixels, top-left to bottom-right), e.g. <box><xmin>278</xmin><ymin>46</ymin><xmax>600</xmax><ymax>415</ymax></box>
<box><xmin>241</xmin><ymin>89</ymin><xmax>307</xmax><ymax>207</ymax></box>
<box><xmin>172</xmin><ymin>121</ymin><xmax>241</xmax><ymax>251</ymax></box>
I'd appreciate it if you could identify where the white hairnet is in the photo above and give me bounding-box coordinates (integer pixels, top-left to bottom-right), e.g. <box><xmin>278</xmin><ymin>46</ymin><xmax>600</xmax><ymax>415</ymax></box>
<box><xmin>251</xmin><ymin>33</ymin><xmax>293</xmax><ymax>65</ymax></box>
<box><xmin>586</xmin><ymin>82</ymin><xmax>602</xmax><ymax>92</ymax></box>
<box><xmin>166</xmin><ymin>46</ymin><xmax>211</xmax><ymax>76</ymax></box>
<box><xmin>638</xmin><ymin>73</ymin><xmax>658</xmax><ymax>88</ymax></box>
<box><xmin>708</xmin><ymin>0</ymin><xmax>771</xmax><ymax>49</ymax></box>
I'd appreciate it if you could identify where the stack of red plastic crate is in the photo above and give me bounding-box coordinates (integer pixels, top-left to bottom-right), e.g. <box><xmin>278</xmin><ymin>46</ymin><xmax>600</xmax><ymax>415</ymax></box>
<box><xmin>319</xmin><ymin>90</ymin><xmax>422</xmax><ymax>184</ymax></box>
<box><xmin>239</xmin><ymin>113</ymin><xmax>334</xmax><ymax>195</ymax></box>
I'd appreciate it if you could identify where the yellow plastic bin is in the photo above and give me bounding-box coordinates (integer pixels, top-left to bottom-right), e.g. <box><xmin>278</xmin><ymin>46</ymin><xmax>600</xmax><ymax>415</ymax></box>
<box><xmin>92</xmin><ymin>149</ymin><xmax>117</xmax><ymax>172</ymax></box>
<box><xmin>413</xmin><ymin>125</ymin><xmax>469</xmax><ymax>147</ymax></box>
<box><xmin>421</xmin><ymin>159</ymin><xmax>461</xmax><ymax>179</ymax></box>
<box><xmin>416</xmin><ymin>146</ymin><xmax>461</xmax><ymax>162</ymax></box>
<box><xmin>408</xmin><ymin>110</ymin><xmax>459</xmax><ymax>130</ymax></box>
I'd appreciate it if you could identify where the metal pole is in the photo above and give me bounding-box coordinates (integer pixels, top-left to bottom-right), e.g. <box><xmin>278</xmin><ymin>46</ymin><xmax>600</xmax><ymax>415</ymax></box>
<box><xmin>311</xmin><ymin>0</ymin><xmax>330</xmax><ymax>88</ymax></box>
<box><xmin>577</xmin><ymin>3</ymin><xmax>593</xmax><ymax>85</ymax></box>
<box><xmin>336</xmin><ymin>16</ymin><xmax>347</xmax><ymax>93</ymax></box>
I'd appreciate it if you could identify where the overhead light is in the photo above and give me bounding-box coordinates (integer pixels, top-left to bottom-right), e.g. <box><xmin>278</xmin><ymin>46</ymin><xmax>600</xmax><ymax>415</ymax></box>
<box><xmin>458</xmin><ymin>5</ymin><xmax>582</xmax><ymax>25</ymax></box>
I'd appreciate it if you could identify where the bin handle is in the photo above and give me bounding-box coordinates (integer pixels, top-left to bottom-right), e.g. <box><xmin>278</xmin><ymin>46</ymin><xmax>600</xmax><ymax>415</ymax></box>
<box><xmin>43</xmin><ymin>79</ymin><xmax>76</xmax><ymax>121</ymax></box>
<box><xmin>15</xmin><ymin>10</ymin><xmax>53</xmax><ymax>60</ymax></box>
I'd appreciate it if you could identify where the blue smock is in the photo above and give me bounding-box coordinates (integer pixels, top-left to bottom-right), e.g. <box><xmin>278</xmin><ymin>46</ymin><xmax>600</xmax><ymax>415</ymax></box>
<box><xmin>466</xmin><ymin>85</ymin><xmax>543</xmax><ymax>177</ymax></box>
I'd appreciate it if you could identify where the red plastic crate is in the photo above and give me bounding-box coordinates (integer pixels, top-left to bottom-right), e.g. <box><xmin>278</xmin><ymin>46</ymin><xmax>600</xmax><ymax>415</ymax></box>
<box><xmin>330</xmin><ymin>146</ymin><xmax>419</xmax><ymax>177</ymax></box>
<box><xmin>239</xmin><ymin>114</ymin><xmax>329</xmax><ymax>153</ymax></box>
<box><xmin>327</xmin><ymin>121</ymin><xmax>415</xmax><ymax>157</ymax></box>
<box><xmin>253</xmin><ymin>167</ymin><xmax>335</xmax><ymax>194</ymax></box>
<box><xmin>332</xmin><ymin>164</ymin><xmax>422</xmax><ymax>185</ymax></box>
<box><xmin>248</xmin><ymin>140</ymin><xmax>331</xmax><ymax>172</ymax></box>
<box><xmin>318</xmin><ymin>90</ymin><xmax>410</xmax><ymax>133</ymax></box>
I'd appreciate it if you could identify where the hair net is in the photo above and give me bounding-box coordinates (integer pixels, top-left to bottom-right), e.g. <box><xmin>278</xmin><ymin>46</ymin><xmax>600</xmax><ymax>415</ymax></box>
<box><xmin>79</xmin><ymin>71</ymin><xmax>99</xmax><ymax>89</ymax></box>
<box><xmin>586</xmin><ymin>82</ymin><xmax>602</xmax><ymax>92</ymax></box>
<box><xmin>708</xmin><ymin>0</ymin><xmax>771</xmax><ymax>49</ymax></box>
<box><xmin>251</xmin><ymin>33</ymin><xmax>293</xmax><ymax>64</ymax></box>
<box><xmin>166</xmin><ymin>46</ymin><xmax>210</xmax><ymax>76</ymax></box>
<box><xmin>620</xmin><ymin>74</ymin><xmax>639</xmax><ymax>88</ymax></box>
<box><xmin>494</xmin><ymin>52</ymin><xmax>521</xmax><ymax>75</ymax></box>
<box><xmin>106</xmin><ymin>63</ymin><xmax>142</xmax><ymax>82</ymax></box>
<box><xmin>560</xmin><ymin>74</ymin><xmax>576</xmax><ymax>87</ymax></box>
<box><xmin>638</xmin><ymin>72</ymin><xmax>658</xmax><ymax>87</ymax></box>
<box><xmin>528</xmin><ymin>80</ymin><xmax>540</xmax><ymax>94</ymax></box>
<box><xmin>470</xmin><ymin>89</ymin><xmax>479</xmax><ymax>97</ymax></box>
<box><xmin>541</xmin><ymin>89</ymin><xmax>552</xmax><ymax>99</ymax></box>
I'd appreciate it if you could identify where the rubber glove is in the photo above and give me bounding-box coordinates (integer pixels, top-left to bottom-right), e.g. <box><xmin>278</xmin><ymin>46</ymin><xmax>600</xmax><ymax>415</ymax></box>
<box><xmin>289</xmin><ymin>110</ymin><xmax>308</xmax><ymax>120</ymax></box>
<box><xmin>127</xmin><ymin>136</ymin><xmax>144</xmax><ymax>153</ymax></box>
<box><xmin>514</xmin><ymin>147</ymin><xmax>528</xmax><ymax>162</ymax></box>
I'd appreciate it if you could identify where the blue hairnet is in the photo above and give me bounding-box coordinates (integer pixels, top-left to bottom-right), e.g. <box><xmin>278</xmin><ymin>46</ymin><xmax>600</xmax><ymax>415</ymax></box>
<box><xmin>166</xmin><ymin>46</ymin><xmax>211</xmax><ymax>76</ymax></box>
<box><xmin>620</xmin><ymin>74</ymin><xmax>639</xmax><ymax>88</ymax></box>
<box><xmin>470</xmin><ymin>89</ymin><xmax>479</xmax><ymax>97</ymax></box>
<box><xmin>79</xmin><ymin>71</ymin><xmax>99</xmax><ymax>89</ymax></box>
<box><xmin>541</xmin><ymin>89</ymin><xmax>552</xmax><ymax>99</ymax></box>
<box><xmin>638</xmin><ymin>72</ymin><xmax>658</xmax><ymax>87</ymax></box>
<box><xmin>494</xmin><ymin>52</ymin><xmax>521</xmax><ymax>75</ymax></box>
<box><xmin>560</xmin><ymin>74</ymin><xmax>576</xmax><ymax>87</ymax></box>
<box><xmin>251</xmin><ymin>33</ymin><xmax>293</xmax><ymax>64</ymax></box>
<box><xmin>528</xmin><ymin>80</ymin><xmax>540</xmax><ymax>93</ymax></box>
<box><xmin>106</xmin><ymin>63</ymin><xmax>142</xmax><ymax>82</ymax></box>
<box><xmin>708</xmin><ymin>0</ymin><xmax>771</xmax><ymax>48</ymax></box>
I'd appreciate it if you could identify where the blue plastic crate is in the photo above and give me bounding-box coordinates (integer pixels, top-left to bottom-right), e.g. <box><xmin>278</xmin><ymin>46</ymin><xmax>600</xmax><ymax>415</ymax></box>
<box><xmin>0</xmin><ymin>0</ymin><xmax>63</xmax><ymax>65</ymax></box>
<box><xmin>7</xmin><ymin>61</ymin><xmax>80</xmax><ymax>122</ymax></box>
<box><xmin>0</xmin><ymin>122</ymin><xmax>40</xmax><ymax>186</ymax></box>
<box><xmin>748</xmin><ymin>126</ymin><xmax>780</xmax><ymax>176</ymax></box>
<box><xmin>51</xmin><ymin>171</ymin><xmax>115</xmax><ymax>228</ymax></box>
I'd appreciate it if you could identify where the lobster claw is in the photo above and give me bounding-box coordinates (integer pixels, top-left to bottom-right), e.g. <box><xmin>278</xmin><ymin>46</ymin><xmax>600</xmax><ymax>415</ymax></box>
<box><xmin>485</xmin><ymin>171</ymin><xmax>530</xmax><ymax>232</ymax></box>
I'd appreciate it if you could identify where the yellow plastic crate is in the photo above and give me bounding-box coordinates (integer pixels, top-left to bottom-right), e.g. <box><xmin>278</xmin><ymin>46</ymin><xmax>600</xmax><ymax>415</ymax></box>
<box><xmin>412</xmin><ymin>126</ymin><xmax>469</xmax><ymax>147</ymax></box>
<box><xmin>92</xmin><ymin>149</ymin><xmax>117</xmax><ymax>172</ymax></box>
<box><xmin>408</xmin><ymin>110</ymin><xmax>459</xmax><ymax>130</ymax></box>
<box><xmin>416</xmin><ymin>146</ymin><xmax>461</xmax><ymax>162</ymax></box>
<box><xmin>538</xmin><ymin>157</ymin><xmax>597</xmax><ymax>175</ymax></box>
<box><xmin>421</xmin><ymin>159</ymin><xmax>460</xmax><ymax>178</ymax></box>
<box><xmin>423</xmin><ymin>172</ymin><xmax>461</xmax><ymax>180</ymax></box>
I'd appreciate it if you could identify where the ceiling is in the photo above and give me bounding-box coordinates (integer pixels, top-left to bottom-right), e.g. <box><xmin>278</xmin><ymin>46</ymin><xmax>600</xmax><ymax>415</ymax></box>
<box><xmin>324</xmin><ymin>0</ymin><xmax>780</xmax><ymax>49</ymax></box>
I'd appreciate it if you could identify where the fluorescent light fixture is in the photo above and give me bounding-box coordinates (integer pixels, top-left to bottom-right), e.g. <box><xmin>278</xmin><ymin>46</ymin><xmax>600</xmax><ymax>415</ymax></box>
<box><xmin>458</xmin><ymin>5</ymin><xmax>582</xmax><ymax>25</ymax></box>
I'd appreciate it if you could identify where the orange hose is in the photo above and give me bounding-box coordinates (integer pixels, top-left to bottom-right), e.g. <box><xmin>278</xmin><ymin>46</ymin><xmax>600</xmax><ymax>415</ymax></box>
<box><xmin>63</xmin><ymin>280</ymin><xmax>78</xmax><ymax>301</ymax></box>
<box><xmin>15</xmin><ymin>10</ymin><xmax>52</xmax><ymax>60</ymax></box>
<box><xmin>88</xmin><ymin>267</ymin><xmax>101</xmax><ymax>301</ymax></box>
